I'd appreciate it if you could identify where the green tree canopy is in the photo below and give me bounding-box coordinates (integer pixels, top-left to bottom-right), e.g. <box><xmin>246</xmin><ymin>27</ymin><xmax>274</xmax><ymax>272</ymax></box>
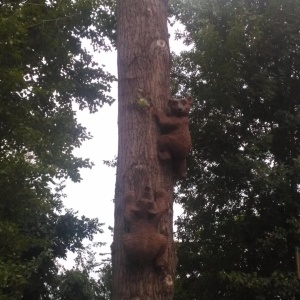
<box><xmin>0</xmin><ymin>0</ymin><xmax>115</xmax><ymax>299</ymax></box>
<box><xmin>54</xmin><ymin>262</ymin><xmax>112</xmax><ymax>300</ymax></box>
<box><xmin>171</xmin><ymin>0</ymin><xmax>300</xmax><ymax>299</ymax></box>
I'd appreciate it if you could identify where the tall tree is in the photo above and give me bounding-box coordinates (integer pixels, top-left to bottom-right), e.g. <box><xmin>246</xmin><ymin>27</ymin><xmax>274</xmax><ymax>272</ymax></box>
<box><xmin>0</xmin><ymin>0</ymin><xmax>115</xmax><ymax>299</ymax></box>
<box><xmin>53</xmin><ymin>242</ymin><xmax>112</xmax><ymax>300</ymax></box>
<box><xmin>112</xmin><ymin>0</ymin><xmax>179</xmax><ymax>299</ymax></box>
<box><xmin>171</xmin><ymin>0</ymin><xmax>300</xmax><ymax>299</ymax></box>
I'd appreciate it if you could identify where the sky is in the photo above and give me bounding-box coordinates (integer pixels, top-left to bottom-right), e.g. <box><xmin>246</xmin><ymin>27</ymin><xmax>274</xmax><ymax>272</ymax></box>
<box><xmin>62</xmin><ymin>21</ymin><xmax>187</xmax><ymax>266</ymax></box>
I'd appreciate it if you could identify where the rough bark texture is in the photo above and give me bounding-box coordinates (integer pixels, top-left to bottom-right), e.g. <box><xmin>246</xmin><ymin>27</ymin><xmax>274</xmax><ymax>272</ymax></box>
<box><xmin>112</xmin><ymin>0</ymin><xmax>176</xmax><ymax>299</ymax></box>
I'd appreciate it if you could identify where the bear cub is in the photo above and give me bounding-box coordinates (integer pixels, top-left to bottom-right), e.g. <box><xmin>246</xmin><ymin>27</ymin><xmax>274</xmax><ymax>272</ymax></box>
<box><xmin>153</xmin><ymin>96</ymin><xmax>192</xmax><ymax>179</ymax></box>
<box><xmin>122</xmin><ymin>188</ymin><xmax>169</xmax><ymax>270</ymax></box>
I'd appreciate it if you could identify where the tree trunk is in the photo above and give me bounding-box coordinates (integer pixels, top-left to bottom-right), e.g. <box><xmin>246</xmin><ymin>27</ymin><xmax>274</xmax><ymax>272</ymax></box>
<box><xmin>112</xmin><ymin>0</ymin><xmax>176</xmax><ymax>299</ymax></box>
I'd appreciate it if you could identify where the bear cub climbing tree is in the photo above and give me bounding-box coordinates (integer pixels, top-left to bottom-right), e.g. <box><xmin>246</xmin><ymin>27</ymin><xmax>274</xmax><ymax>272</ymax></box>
<box><xmin>122</xmin><ymin>96</ymin><xmax>193</xmax><ymax>270</ymax></box>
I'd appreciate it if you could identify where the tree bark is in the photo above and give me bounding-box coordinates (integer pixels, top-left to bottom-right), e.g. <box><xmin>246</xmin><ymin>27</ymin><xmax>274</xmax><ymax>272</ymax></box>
<box><xmin>112</xmin><ymin>0</ymin><xmax>176</xmax><ymax>299</ymax></box>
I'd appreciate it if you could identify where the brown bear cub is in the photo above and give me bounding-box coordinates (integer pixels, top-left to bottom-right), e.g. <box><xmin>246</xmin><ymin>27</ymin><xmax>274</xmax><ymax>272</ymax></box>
<box><xmin>122</xmin><ymin>188</ymin><xmax>169</xmax><ymax>270</ymax></box>
<box><xmin>153</xmin><ymin>96</ymin><xmax>192</xmax><ymax>179</ymax></box>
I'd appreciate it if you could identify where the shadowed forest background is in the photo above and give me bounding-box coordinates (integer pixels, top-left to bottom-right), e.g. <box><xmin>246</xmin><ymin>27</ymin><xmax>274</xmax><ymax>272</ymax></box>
<box><xmin>1</xmin><ymin>0</ymin><xmax>300</xmax><ymax>299</ymax></box>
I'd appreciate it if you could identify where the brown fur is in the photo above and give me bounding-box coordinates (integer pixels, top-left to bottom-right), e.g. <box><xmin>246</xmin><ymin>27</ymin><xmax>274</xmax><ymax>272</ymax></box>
<box><xmin>153</xmin><ymin>96</ymin><xmax>192</xmax><ymax>178</ymax></box>
<box><xmin>123</xmin><ymin>188</ymin><xmax>169</xmax><ymax>269</ymax></box>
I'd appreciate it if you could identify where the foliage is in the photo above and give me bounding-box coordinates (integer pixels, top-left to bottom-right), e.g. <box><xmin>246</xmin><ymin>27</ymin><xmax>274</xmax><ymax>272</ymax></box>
<box><xmin>97</xmin><ymin>262</ymin><xmax>112</xmax><ymax>299</ymax></box>
<box><xmin>0</xmin><ymin>0</ymin><xmax>115</xmax><ymax>299</ymax></box>
<box><xmin>54</xmin><ymin>243</ymin><xmax>112</xmax><ymax>300</ymax></box>
<box><xmin>171</xmin><ymin>0</ymin><xmax>300</xmax><ymax>299</ymax></box>
<box><xmin>57</xmin><ymin>269</ymin><xmax>99</xmax><ymax>300</ymax></box>
<box><xmin>55</xmin><ymin>263</ymin><xmax>112</xmax><ymax>300</ymax></box>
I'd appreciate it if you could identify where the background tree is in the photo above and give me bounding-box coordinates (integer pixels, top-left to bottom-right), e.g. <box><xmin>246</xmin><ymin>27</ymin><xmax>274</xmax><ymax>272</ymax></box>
<box><xmin>171</xmin><ymin>0</ymin><xmax>300</xmax><ymax>299</ymax></box>
<box><xmin>112</xmin><ymin>0</ymin><xmax>177</xmax><ymax>299</ymax></box>
<box><xmin>54</xmin><ymin>244</ymin><xmax>112</xmax><ymax>300</ymax></box>
<box><xmin>0</xmin><ymin>0</ymin><xmax>115</xmax><ymax>299</ymax></box>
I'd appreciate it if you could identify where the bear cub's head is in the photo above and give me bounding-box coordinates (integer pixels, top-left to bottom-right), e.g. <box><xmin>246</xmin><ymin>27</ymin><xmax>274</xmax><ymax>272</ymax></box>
<box><xmin>168</xmin><ymin>96</ymin><xmax>192</xmax><ymax>117</ymax></box>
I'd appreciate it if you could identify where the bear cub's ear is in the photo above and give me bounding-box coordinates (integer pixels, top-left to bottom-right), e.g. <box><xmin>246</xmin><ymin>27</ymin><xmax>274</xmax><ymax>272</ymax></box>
<box><xmin>186</xmin><ymin>96</ymin><xmax>193</xmax><ymax>104</ymax></box>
